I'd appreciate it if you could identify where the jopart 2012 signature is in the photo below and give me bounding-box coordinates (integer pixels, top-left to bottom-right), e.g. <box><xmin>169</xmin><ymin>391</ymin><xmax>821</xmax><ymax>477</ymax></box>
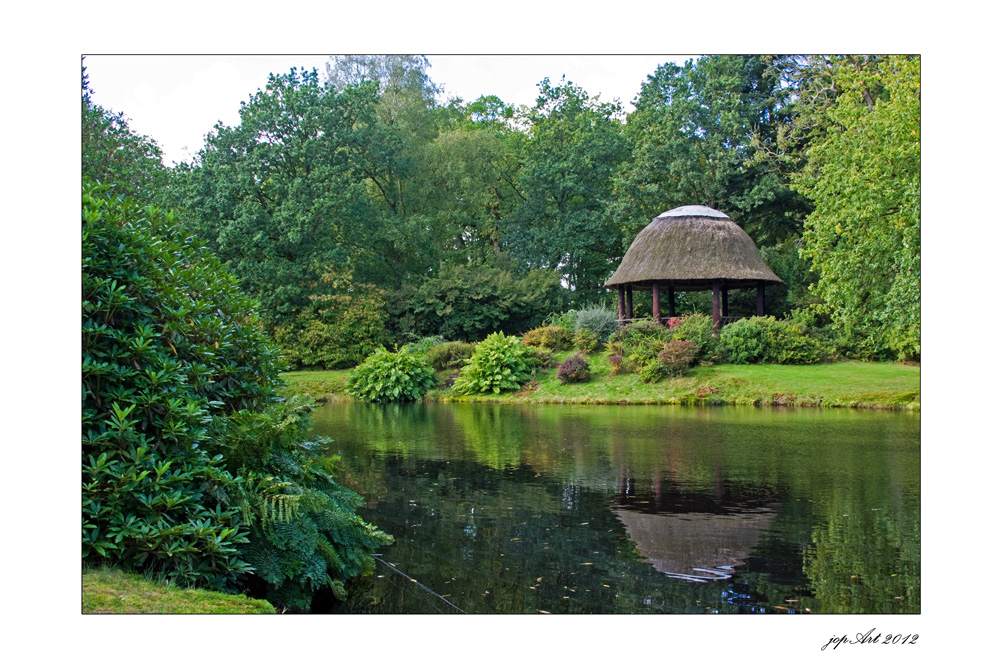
<box><xmin>822</xmin><ymin>628</ymin><xmax>919</xmax><ymax>650</ymax></box>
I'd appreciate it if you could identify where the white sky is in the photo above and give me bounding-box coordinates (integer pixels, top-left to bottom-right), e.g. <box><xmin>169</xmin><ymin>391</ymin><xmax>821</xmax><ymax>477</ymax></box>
<box><xmin>83</xmin><ymin>54</ymin><xmax>695</xmax><ymax>165</ymax></box>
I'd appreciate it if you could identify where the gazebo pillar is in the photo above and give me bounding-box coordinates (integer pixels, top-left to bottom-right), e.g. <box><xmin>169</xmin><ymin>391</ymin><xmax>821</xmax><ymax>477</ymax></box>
<box><xmin>667</xmin><ymin>286</ymin><xmax>675</xmax><ymax>317</ymax></box>
<box><xmin>618</xmin><ymin>285</ymin><xmax>626</xmax><ymax>322</ymax></box>
<box><xmin>651</xmin><ymin>281</ymin><xmax>661</xmax><ymax>324</ymax></box>
<box><xmin>712</xmin><ymin>280</ymin><xmax>722</xmax><ymax>330</ymax></box>
<box><xmin>756</xmin><ymin>281</ymin><xmax>765</xmax><ymax>316</ymax></box>
<box><xmin>625</xmin><ymin>285</ymin><xmax>634</xmax><ymax>320</ymax></box>
<box><xmin>722</xmin><ymin>288</ymin><xmax>729</xmax><ymax>318</ymax></box>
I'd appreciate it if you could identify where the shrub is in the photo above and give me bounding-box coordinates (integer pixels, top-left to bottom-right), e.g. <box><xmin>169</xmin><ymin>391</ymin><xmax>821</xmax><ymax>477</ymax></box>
<box><xmin>347</xmin><ymin>348</ymin><xmax>438</xmax><ymax>402</ymax></box>
<box><xmin>574</xmin><ymin>305</ymin><xmax>620</xmax><ymax>343</ymax></box>
<box><xmin>209</xmin><ymin>397</ymin><xmax>392</xmax><ymax>609</ymax></box>
<box><xmin>522</xmin><ymin>325</ymin><xmax>573</xmax><ymax>351</ymax></box>
<box><xmin>719</xmin><ymin>316</ymin><xmax>830</xmax><ymax>365</ymax></box>
<box><xmin>83</xmin><ymin>183</ymin><xmax>266</xmax><ymax>590</ymax></box>
<box><xmin>394</xmin><ymin>261</ymin><xmax>568</xmax><ymax>343</ymax></box>
<box><xmin>544</xmin><ymin>309</ymin><xmax>579</xmax><ymax>330</ymax></box>
<box><xmin>273</xmin><ymin>288</ymin><xmax>393</xmax><ymax>370</ymax></box>
<box><xmin>425</xmin><ymin>341</ymin><xmax>476</xmax><ymax>371</ymax></box>
<box><xmin>573</xmin><ymin>328</ymin><xmax>600</xmax><ymax>354</ymax></box>
<box><xmin>402</xmin><ymin>335</ymin><xmax>447</xmax><ymax>357</ymax></box>
<box><xmin>525</xmin><ymin>345</ymin><xmax>556</xmax><ymax>369</ymax></box>
<box><xmin>557</xmin><ymin>354</ymin><xmax>592</xmax><ymax>384</ymax></box>
<box><xmin>658</xmin><ymin>340</ymin><xmax>698</xmax><ymax>376</ymax></box>
<box><xmin>607</xmin><ymin>320</ymin><xmax>670</xmax><ymax>372</ymax></box>
<box><xmin>83</xmin><ymin>182</ymin><xmax>392</xmax><ymax>609</ymax></box>
<box><xmin>719</xmin><ymin>317</ymin><xmax>774</xmax><ymax>364</ymax></box>
<box><xmin>453</xmin><ymin>333</ymin><xmax>534</xmax><ymax>395</ymax></box>
<box><xmin>667</xmin><ymin>314</ymin><xmax>720</xmax><ymax>362</ymax></box>
<box><xmin>609</xmin><ymin>354</ymin><xmax>625</xmax><ymax>375</ymax></box>
<box><xmin>639</xmin><ymin>360</ymin><xmax>670</xmax><ymax>383</ymax></box>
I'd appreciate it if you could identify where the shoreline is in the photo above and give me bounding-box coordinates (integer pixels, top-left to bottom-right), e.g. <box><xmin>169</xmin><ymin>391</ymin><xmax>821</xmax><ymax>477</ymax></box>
<box><xmin>283</xmin><ymin>360</ymin><xmax>920</xmax><ymax>411</ymax></box>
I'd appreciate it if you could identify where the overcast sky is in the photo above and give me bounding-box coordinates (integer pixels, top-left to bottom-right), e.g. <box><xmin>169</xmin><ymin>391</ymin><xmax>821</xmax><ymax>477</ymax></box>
<box><xmin>83</xmin><ymin>54</ymin><xmax>696</xmax><ymax>165</ymax></box>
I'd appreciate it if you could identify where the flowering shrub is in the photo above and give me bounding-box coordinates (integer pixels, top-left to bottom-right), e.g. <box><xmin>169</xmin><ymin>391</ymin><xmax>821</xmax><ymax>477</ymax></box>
<box><xmin>556</xmin><ymin>354</ymin><xmax>591</xmax><ymax>384</ymax></box>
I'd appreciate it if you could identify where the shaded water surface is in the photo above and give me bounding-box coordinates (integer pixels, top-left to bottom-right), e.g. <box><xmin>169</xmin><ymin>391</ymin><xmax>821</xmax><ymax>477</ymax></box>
<box><xmin>312</xmin><ymin>402</ymin><xmax>919</xmax><ymax>614</ymax></box>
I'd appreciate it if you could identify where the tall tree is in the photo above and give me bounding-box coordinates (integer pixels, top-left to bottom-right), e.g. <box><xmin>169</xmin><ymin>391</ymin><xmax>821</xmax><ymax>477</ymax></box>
<box><xmin>175</xmin><ymin>69</ymin><xmax>395</xmax><ymax>324</ymax></box>
<box><xmin>614</xmin><ymin>55</ymin><xmax>809</xmax><ymax>247</ymax></box>
<box><xmin>505</xmin><ymin>78</ymin><xmax>628</xmax><ymax>299</ymax></box>
<box><xmin>793</xmin><ymin>55</ymin><xmax>920</xmax><ymax>360</ymax></box>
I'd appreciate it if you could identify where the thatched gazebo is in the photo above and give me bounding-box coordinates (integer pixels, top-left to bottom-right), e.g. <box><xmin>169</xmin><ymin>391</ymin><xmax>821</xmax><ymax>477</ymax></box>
<box><xmin>605</xmin><ymin>205</ymin><xmax>781</xmax><ymax>328</ymax></box>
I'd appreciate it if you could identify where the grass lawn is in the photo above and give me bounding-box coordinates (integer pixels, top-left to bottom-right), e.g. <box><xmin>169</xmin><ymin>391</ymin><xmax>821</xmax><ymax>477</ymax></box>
<box><xmin>280</xmin><ymin>355</ymin><xmax>919</xmax><ymax>410</ymax></box>
<box><xmin>82</xmin><ymin>567</ymin><xmax>275</xmax><ymax>614</ymax></box>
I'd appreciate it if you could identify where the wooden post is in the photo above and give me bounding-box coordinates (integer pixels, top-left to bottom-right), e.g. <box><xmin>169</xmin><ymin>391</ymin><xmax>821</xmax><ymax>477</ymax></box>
<box><xmin>757</xmin><ymin>282</ymin><xmax>765</xmax><ymax>316</ymax></box>
<box><xmin>722</xmin><ymin>287</ymin><xmax>729</xmax><ymax>318</ymax></box>
<box><xmin>667</xmin><ymin>285</ymin><xmax>675</xmax><ymax>317</ymax></box>
<box><xmin>651</xmin><ymin>281</ymin><xmax>661</xmax><ymax>324</ymax></box>
<box><xmin>618</xmin><ymin>285</ymin><xmax>625</xmax><ymax>322</ymax></box>
<box><xmin>712</xmin><ymin>280</ymin><xmax>721</xmax><ymax>330</ymax></box>
<box><xmin>625</xmin><ymin>285</ymin><xmax>633</xmax><ymax>320</ymax></box>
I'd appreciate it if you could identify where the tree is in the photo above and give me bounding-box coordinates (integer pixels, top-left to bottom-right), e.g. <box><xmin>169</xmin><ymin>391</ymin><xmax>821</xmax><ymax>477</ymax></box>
<box><xmin>175</xmin><ymin>69</ymin><xmax>393</xmax><ymax>324</ymax></box>
<box><xmin>614</xmin><ymin>55</ymin><xmax>810</xmax><ymax>248</ymax></box>
<box><xmin>505</xmin><ymin>78</ymin><xmax>628</xmax><ymax>299</ymax></box>
<box><xmin>793</xmin><ymin>55</ymin><xmax>920</xmax><ymax>360</ymax></box>
<box><xmin>82</xmin><ymin>63</ymin><xmax>168</xmax><ymax>201</ymax></box>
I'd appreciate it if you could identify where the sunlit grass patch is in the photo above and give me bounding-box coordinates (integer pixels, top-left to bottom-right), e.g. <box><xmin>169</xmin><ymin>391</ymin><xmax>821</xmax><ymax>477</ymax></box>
<box><xmin>82</xmin><ymin>567</ymin><xmax>275</xmax><ymax>614</ymax></box>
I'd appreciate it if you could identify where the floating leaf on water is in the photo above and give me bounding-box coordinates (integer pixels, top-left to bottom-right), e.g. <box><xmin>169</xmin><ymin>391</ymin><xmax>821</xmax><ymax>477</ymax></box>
<box><xmin>539</xmin><ymin>610</ymin><xmax>550</xmax><ymax>614</ymax></box>
<box><xmin>580</xmin><ymin>562</ymin><xmax>594</xmax><ymax>565</ymax></box>
<box><xmin>537</xmin><ymin>577</ymin><xmax>543</xmax><ymax>582</ymax></box>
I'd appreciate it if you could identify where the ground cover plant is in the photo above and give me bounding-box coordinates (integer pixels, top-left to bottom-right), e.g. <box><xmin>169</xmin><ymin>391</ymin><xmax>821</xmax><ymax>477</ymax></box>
<box><xmin>556</xmin><ymin>353</ymin><xmax>592</xmax><ymax>384</ymax></box>
<box><xmin>83</xmin><ymin>567</ymin><xmax>275</xmax><ymax>614</ymax></box>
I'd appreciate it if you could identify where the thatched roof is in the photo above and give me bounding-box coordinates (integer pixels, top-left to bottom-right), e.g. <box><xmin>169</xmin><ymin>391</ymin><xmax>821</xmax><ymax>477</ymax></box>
<box><xmin>605</xmin><ymin>205</ymin><xmax>781</xmax><ymax>290</ymax></box>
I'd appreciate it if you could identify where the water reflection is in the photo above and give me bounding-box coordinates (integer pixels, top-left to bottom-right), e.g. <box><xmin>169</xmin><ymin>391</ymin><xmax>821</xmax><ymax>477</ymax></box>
<box><xmin>312</xmin><ymin>402</ymin><xmax>919</xmax><ymax>614</ymax></box>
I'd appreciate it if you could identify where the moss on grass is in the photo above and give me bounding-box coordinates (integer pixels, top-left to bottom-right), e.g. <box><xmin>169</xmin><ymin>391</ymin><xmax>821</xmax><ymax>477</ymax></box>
<box><xmin>82</xmin><ymin>567</ymin><xmax>275</xmax><ymax>614</ymax></box>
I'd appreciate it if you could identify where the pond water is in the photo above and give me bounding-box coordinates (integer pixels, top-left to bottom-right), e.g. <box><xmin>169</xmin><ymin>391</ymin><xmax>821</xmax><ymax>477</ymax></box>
<box><xmin>312</xmin><ymin>402</ymin><xmax>919</xmax><ymax>614</ymax></box>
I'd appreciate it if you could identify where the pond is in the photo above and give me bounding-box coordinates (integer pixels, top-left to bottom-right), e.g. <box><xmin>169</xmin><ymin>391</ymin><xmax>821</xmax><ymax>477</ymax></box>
<box><xmin>312</xmin><ymin>402</ymin><xmax>919</xmax><ymax>614</ymax></box>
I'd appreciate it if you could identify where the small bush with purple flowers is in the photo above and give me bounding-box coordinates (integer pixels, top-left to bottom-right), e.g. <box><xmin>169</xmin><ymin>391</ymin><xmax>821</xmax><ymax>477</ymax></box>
<box><xmin>556</xmin><ymin>353</ymin><xmax>591</xmax><ymax>384</ymax></box>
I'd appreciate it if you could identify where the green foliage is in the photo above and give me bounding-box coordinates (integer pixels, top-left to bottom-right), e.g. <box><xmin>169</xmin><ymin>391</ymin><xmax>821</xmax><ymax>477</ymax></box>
<box><xmin>639</xmin><ymin>360</ymin><xmax>671</xmax><ymax>384</ymax></box>
<box><xmin>525</xmin><ymin>346</ymin><xmax>556</xmax><ymax>370</ymax></box>
<box><xmin>83</xmin><ymin>182</ymin><xmax>278</xmax><ymax>589</ymax></box>
<box><xmin>606</xmin><ymin>320</ymin><xmax>670</xmax><ymax>373</ymax></box>
<box><xmin>522</xmin><ymin>325</ymin><xmax>573</xmax><ymax>351</ymax></box>
<box><xmin>505</xmin><ymin>78</ymin><xmax>629</xmax><ymax>298</ymax></box>
<box><xmin>573</xmin><ymin>327</ymin><xmax>600</xmax><ymax>354</ymax></box>
<box><xmin>347</xmin><ymin>348</ymin><xmax>438</xmax><ymax>403</ymax></box>
<box><xmin>614</xmin><ymin>55</ymin><xmax>810</xmax><ymax>249</ymax></box>
<box><xmin>793</xmin><ymin>56</ymin><xmax>920</xmax><ymax>361</ymax></box>
<box><xmin>174</xmin><ymin>69</ymin><xmax>408</xmax><ymax>325</ymax></box>
<box><xmin>82</xmin><ymin>64</ymin><xmax>168</xmax><ymax>202</ymax></box>
<box><xmin>543</xmin><ymin>309</ymin><xmax>579</xmax><ymax>330</ymax></box>
<box><xmin>719</xmin><ymin>317</ymin><xmax>774</xmax><ymax>364</ymax></box>
<box><xmin>401</xmin><ymin>335</ymin><xmax>447</xmax><ymax>357</ymax></box>
<box><xmin>573</xmin><ymin>305</ymin><xmax>620</xmax><ymax>343</ymax></box>
<box><xmin>83</xmin><ymin>178</ymin><xmax>391</xmax><ymax>609</ymax></box>
<box><xmin>273</xmin><ymin>288</ymin><xmax>393</xmax><ymax>370</ymax></box>
<box><xmin>658</xmin><ymin>340</ymin><xmax>698</xmax><ymax>376</ymax></box>
<box><xmin>393</xmin><ymin>260</ymin><xmax>567</xmax><ymax>342</ymax></box>
<box><xmin>556</xmin><ymin>354</ymin><xmax>591</xmax><ymax>384</ymax></box>
<box><xmin>608</xmin><ymin>354</ymin><xmax>625</xmax><ymax>376</ymax></box>
<box><xmin>452</xmin><ymin>333</ymin><xmax>535</xmax><ymax>395</ymax></box>
<box><xmin>425</xmin><ymin>341</ymin><xmax>476</xmax><ymax>371</ymax></box>
<box><xmin>666</xmin><ymin>314</ymin><xmax>720</xmax><ymax>363</ymax></box>
<box><xmin>719</xmin><ymin>316</ymin><xmax>829</xmax><ymax>365</ymax></box>
<box><xmin>211</xmin><ymin>397</ymin><xmax>392</xmax><ymax>609</ymax></box>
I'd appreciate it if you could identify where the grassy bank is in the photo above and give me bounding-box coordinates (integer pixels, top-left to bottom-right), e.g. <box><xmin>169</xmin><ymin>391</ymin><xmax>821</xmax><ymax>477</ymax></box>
<box><xmin>280</xmin><ymin>356</ymin><xmax>919</xmax><ymax>410</ymax></box>
<box><xmin>82</xmin><ymin>567</ymin><xmax>276</xmax><ymax>614</ymax></box>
